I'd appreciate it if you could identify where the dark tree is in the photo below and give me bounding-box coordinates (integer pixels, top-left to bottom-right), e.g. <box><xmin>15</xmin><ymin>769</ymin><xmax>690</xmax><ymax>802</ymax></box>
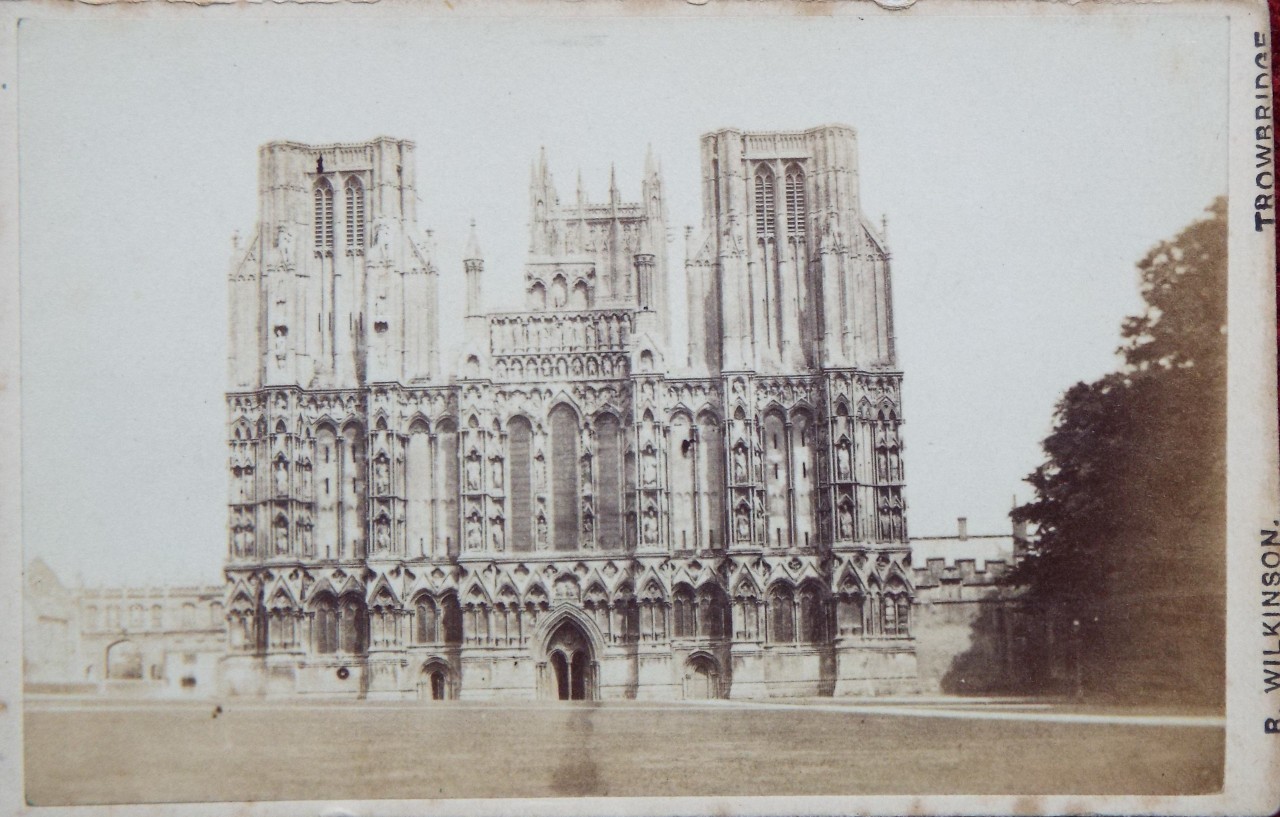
<box><xmin>1012</xmin><ymin>198</ymin><xmax>1226</xmax><ymax>705</ymax></box>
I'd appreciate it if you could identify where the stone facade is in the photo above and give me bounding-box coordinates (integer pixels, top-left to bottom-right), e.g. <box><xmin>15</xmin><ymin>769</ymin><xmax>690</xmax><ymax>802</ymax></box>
<box><xmin>221</xmin><ymin>126</ymin><xmax>916</xmax><ymax>700</ymax></box>
<box><xmin>24</xmin><ymin>559</ymin><xmax>226</xmax><ymax>697</ymax></box>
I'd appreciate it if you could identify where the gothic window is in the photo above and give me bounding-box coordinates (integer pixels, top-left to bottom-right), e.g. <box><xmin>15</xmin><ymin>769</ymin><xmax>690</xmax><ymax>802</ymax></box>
<box><xmin>698</xmin><ymin>585</ymin><xmax>730</xmax><ymax>640</ymax></box>
<box><xmin>406</xmin><ymin>421</ymin><xmax>433</xmax><ymax>557</ymax></box>
<box><xmin>314</xmin><ymin>425</ymin><xmax>338</xmax><ymax>559</ymax></box>
<box><xmin>150</xmin><ymin>605</ymin><xmax>163</xmax><ymax>629</ymax></box>
<box><xmin>595</xmin><ymin>413</ymin><xmax>623</xmax><ymax>551</ymax></box>
<box><xmin>763</xmin><ymin>411</ymin><xmax>790</xmax><ymax>548</ymax></box>
<box><xmin>436</xmin><ymin>420</ymin><xmax>460</xmax><ymax>557</ymax></box>
<box><xmin>338</xmin><ymin>595</ymin><xmax>368</xmax><ymax>654</ymax></box>
<box><xmin>754</xmin><ymin>168</ymin><xmax>776</xmax><ymax>238</ymax></box>
<box><xmin>344</xmin><ymin>177</ymin><xmax>365</xmax><ymax>250</ymax></box>
<box><xmin>340</xmin><ymin>423</ymin><xmax>366</xmax><ymax>559</ymax></box>
<box><xmin>416</xmin><ymin>597</ymin><xmax>439</xmax><ymax>643</ymax></box>
<box><xmin>785</xmin><ymin>166</ymin><xmax>806</xmax><ymax>235</ymax></box>
<box><xmin>797</xmin><ymin>583</ymin><xmax>825</xmax><ymax>644</ymax></box>
<box><xmin>672</xmin><ymin>585</ymin><xmax>695</xmax><ymax>638</ymax></box>
<box><xmin>129</xmin><ymin>604</ymin><xmax>144</xmax><ymax>629</ymax></box>
<box><xmin>768</xmin><ymin>584</ymin><xmax>794</xmax><ymax>643</ymax></box>
<box><xmin>508</xmin><ymin>416</ymin><xmax>534</xmax><ymax>552</ymax></box>
<box><xmin>313</xmin><ymin>179</ymin><xmax>334</xmax><ymax>252</ymax></box>
<box><xmin>791</xmin><ymin>409</ymin><xmax>816</xmax><ymax>549</ymax></box>
<box><xmin>313</xmin><ymin>594</ymin><xmax>338</xmax><ymax>654</ymax></box>
<box><xmin>550</xmin><ymin>405</ymin><xmax>580</xmax><ymax>551</ymax></box>
<box><xmin>695</xmin><ymin>412</ymin><xmax>724</xmax><ymax>549</ymax></box>
<box><xmin>669</xmin><ymin>413</ymin><xmax>695</xmax><ymax>550</ymax></box>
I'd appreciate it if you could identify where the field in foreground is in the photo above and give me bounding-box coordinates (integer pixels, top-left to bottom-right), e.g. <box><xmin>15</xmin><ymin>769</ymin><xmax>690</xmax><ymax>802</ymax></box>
<box><xmin>24</xmin><ymin>697</ymin><xmax>1223</xmax><ymax>805</ymax></box>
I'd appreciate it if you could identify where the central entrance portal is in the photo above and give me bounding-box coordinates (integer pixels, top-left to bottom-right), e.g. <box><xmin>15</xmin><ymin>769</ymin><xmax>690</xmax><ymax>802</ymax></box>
<box><xmin>546</xmin><ymin>618</ymin><xmax>594</xmax><ymax>701</ymax></box>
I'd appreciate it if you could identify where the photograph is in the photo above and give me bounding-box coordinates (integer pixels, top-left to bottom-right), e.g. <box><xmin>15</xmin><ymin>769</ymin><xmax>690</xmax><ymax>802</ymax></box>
<box><xmin>6</xmin><ymin>2</ymin><xmax>1276</xmax><ymax>813</ymax></box>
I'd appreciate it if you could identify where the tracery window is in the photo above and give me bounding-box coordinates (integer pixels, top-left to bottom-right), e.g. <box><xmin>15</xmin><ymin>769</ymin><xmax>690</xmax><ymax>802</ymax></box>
<box><xmin>416</xmin><ymin>598</ymin><xmax>439</xmax><ymax>643</ymax></box>
<box><xmin>344</xmin><ymin>177</ymin><xmax>365</xmax><ymax>250</ymax></box>
<box><xmin>313</xmin><ymin>595</ymin><xmax>338</xmax><ymax>654</ymax></box>
<box><xmin>754</xmin><ymin>168</ymin><xmax>776</xmax><ymax>238</ymax></box>
<box><xmin>672</xmin><ymin>586</ymin><xmax>695</xmax><ymax>638</ymax></box>
<box><xmin>769</xmin><ymin>585</ymin><xmax>795</xmax><ymax>643</ymax></box>
<box><xmin>313</xmin><ymin>179</ymin><xmax>334</xmax><ymax>252</ymax></box>
<box><xmin>785</xmin><ymin>166</ymin><xmax>806</xmax><ymax>235</ymax></box>
<box><xmin>508</xmin><ymin>417</ymin><xmax>534</xmax><ymax>552</ymax></box>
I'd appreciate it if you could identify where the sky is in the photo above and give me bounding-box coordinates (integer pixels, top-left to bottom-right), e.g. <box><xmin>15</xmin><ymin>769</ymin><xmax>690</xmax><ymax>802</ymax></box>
<box><xmin>17</xmin><ymin>12</ymin><xmax>1228</xmax><ymax>587</ymax></box>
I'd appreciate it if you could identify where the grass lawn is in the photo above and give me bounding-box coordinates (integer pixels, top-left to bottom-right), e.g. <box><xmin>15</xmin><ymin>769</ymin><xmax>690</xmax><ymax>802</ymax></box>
<box><xmin>24</xmin><ymin>699</ymin><xmax>1223</xmax><ymax>805</ymax></box>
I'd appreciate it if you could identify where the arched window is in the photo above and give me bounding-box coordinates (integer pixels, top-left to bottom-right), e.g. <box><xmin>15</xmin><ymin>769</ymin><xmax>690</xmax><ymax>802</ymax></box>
<box><xmin>508</xmin><ymin>417</ymin><xmax>534</xmax><ymax>552</ymax></box>
<box><xmin>441</xmin><ymin>594</ymin><xmax>463</xmax><ymax>644</ymax></box>
<box><xmin>344</xmin><ymin>177</ymin><xmax>365</xmax><ymax>250</ymax></box>
<box><xmin>698</xmin><ymin>585</ymin><xmax>730</xmax><ymax>640</ymax></box>
<box><xmin>416</xmin><ymin>597</ymin><xmax>439</xmax><ymax>644</ymax></box>
<box><xmin>313</xmin><ymin>594</ymin><xmax>338</xmax><ymax>654</ymax></box>
<box><xmin>797</xmin><ymin>583</ymin><xmax>825</xmax><ymax>644</ymax></box>
<box><xmin>549</xmin><ymin>405</ymin><xmax>579</xmax><ymax>551</ymax></box>
<box><xmin>182</xmin><ymin>603</ymin><xmax>196</xmax><ymax>629</ymax></box>
<box><xmin>595</xmin><ymin>413</ymin><xmax>623</xmax><ymax>551</ymax></box>
<box><xmin>669</xmin><ymin>413</ymin><xmax>695</xmax><ymax>551</ymax></box>
<box><xmin>769</xmin><ymin>585</ymin><xmax>795</xmax><ymax>643</ymax></box>
<box><xmin>338</xmin><ymin>595</ymin><xmax>367</xmax><ymax>654</ymax></box>
<box><xmin>695</xmin><ymin>412</ymin><xmax>724</xmax><ymax>548</ymax></box>
<box><xmin>313</xmin><ymin>179</ymin><xmax>334</xmax><ymax>252</ymax></box>
<box><xmin>672</xmin><ymin>585</ymin><xmax>695</xmax><ymax>638</ymax></box>
<box><xmin>436</xmin><ymin>420</ymin><xmax>460</xmax><ymax>556</ymax></box>
<box><xmin>785</xmin><ymin>166</ymin><xmax>806</xmax><ymax>235</ymax></box>
<box><xmin>754</xmin><ymin>168</ymin><xmax>776</xmax><ymax>238</ymax></box>
<box><xmin>406</xmin><ymin>420</ymin><xmax>433</xmax><ymax>557</ymax></box>
<box><xmin>315</xmin><ymin>425</ymin><xmax>338</xmax><ymax>559</ymax></box>
<box><xmin>791</xmin><ymin>409</ymin><xmax>816</xmax><ymax>549</ymax></box>
<box><xmin>150</xmin><ymin>605</ymin><xmax>163</xmax><ymax>629</ymax></box>
<box><xmin>340</xmin><ymin>424</ymin><xmax>366</xmax><ymax>559</ymax></box>
<box><xmin>763</xmin><ymin>411</ymin><xmax>790</xmax><ymax>548</ymax></box>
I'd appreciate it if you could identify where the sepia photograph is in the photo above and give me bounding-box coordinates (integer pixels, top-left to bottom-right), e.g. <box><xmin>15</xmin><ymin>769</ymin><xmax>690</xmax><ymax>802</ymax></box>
<box><xmin>4</xmin><ymin>2</ymin><xmax>1277</xmax><ymax>814</ymax></box>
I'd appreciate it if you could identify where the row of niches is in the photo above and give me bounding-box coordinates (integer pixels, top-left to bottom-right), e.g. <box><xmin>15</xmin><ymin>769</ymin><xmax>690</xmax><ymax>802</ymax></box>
<box><xmin>228</xmin><ymin>591</ymin><xmax>914</xmax><ymax>657</ymax></box>
<box><xmin>487</xmin><ymin>352</ymin><xmax>631</xmax><ymax>382</ymax></box>
<box><xmin>487</xmin><ymin>310</ymin><xmax>633</xmax><ymax>355</ymax></box>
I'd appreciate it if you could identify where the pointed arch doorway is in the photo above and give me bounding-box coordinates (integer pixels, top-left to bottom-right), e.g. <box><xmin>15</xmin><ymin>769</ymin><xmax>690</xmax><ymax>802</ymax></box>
<box><xmin>545</xmin><ymin>617</ymin><xmax>595</xmax><ymax>701</ymax></box>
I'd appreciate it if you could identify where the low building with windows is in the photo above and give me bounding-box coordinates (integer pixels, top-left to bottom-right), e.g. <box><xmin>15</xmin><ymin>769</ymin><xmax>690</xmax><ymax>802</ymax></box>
<box><xmin>24</xmin><ymin>560</ymin><xmax>226</xmax><ymax>697</ymax></box>
<box><xmin>221</xmin><ymin>126</ymin><xmax>917</xmax><ymax>700</ymax></box>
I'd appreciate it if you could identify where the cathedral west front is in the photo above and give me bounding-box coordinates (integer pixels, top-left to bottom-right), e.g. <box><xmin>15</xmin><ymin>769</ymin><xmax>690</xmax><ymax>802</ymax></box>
<box><xmin>221</xmin><ymin>126</ymin><xmax>916</xmax><ymax>701</ymax></box>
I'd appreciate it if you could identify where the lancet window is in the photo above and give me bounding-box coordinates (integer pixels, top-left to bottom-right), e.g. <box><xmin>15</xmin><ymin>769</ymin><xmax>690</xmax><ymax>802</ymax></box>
<box><xmin>313</xmin><ymin>179</ymin><xmax>334</xmax><ymax>252</ymax></box>
<box><xmin>344</xmin><ymin>177</ymin><xmax>365</xmax><ymax>250</ymax></box>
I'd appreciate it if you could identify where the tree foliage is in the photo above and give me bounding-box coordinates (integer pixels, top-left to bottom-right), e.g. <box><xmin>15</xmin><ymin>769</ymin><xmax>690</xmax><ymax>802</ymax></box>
<box><xmin>1011</xmin><ymin>198</ymin><xmax>1226</xmax><ymax>704</ymax></box>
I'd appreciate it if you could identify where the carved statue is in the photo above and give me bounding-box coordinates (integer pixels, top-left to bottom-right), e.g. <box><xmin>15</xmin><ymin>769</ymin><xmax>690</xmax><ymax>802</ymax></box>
<box><xmin>299</xmin><ymin>522</ymin><xmax>312</xmax><ymax>554</ymax></box>
<box><xmin>536</xmin><ymin>515</ymin><xmax>548</xmax><ymax>548</ymax></box>
<box><xmin>838</xmin><ymin>504</ymin><xmax>854</xmax><ymax>540</ymax></box>
<box><xmin>465</xmin><ymin>519</ymin><xmax>482</xmax><ymax>551</ymax></box>
<box><xmin>371</xmin><ymin>219</ymin><xmax>393</xmax><ymax>265</ymax></box>
<box><xmin>274</xmin><ymin>459</ymin><xmax>288</xmax><ymax>496</ymax></box>
<box><xmin>836</xmin><ymin>444</ymin><xmax>852</xmax><ymax>481</ymax></box>
<box><xmin>490</xmin><ymin>457</ymin><xmax>504</xmax><ymax>491</ymax></box>
<box><xmin>275</xmin><ymin>224</ymin><xmax>295</xmax><ymax>268</ymax></box>
<box><xmin>465</xmin><ymin>456</ymin><xmax>482</xmax><ymax>492</ymax></box>
<box><xmin>300</xmin><ymin>464</ymin><xmax>312</xmax><ymax>495</ymax></box>
<box><xmin>732</xmin><ymin>446</ymin><xmax>748</xmax><ymax>483</ymax></box>
<box><xmin>375</xmin><ymin>521</ymin><xmax>391</xmax><ymax>552</ymax></box>
<box><xmin>491</xmin><ymin>524</ymin><xmax>505</xmax><ymax>552</ymax></box>
<box><xmin>374</xmin><ymin>457</ymin><xmax>391</xmax><ymax>495</ymax></box>
<box><xmin>642</xmin><ymin>450</ymin><xmax>658</xmax><ymax>486</ymax></box>
<box><xmin>642</xmin><ymin>512</ymin><xmax>658</xmax><ymax>545</ymax></box>
<box><xmin>735</xmin><ymin>507</ymin><xmax>751</xmax><ymax>541</ymax></box>
<box><xmin>244</xmin><ymin>525</ymin><xmax>255</xmax><ymax>553</ymax></box>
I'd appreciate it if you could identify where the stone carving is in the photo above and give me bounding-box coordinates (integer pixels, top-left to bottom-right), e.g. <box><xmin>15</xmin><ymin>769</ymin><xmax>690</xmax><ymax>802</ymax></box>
<box><xmin>373</xmin><ymin>456</ymin><xmax>391</xmax><ymax>495</ymax></box>
<box><xmin>274</xmin><ymin>459</ymin><xmax>288</xmax><ymax>496</ymax></box>
<box><xmin>838</xmin><ymin>504</ymin><xmax>854</xmax><ymax>540</ymax></box>
<box><xmin>274</xmin><ymin>224</ymin><xmax>295</xmax><ymax>268</ymax></box>
<box><xmin>490</xmin><ymin>456</ymin><xmax>504</xmax><ymax>491</ymax></box>
<box><xmin>465</xmin><ymin>453</ymin><xmax>482</xmax><ymax>492</ymax></box>
<box><xmin>836</xmin><ymin>442</ymin><xmax>852</xmax><ymax>481</ymax></box>
<box><xmin>732</xmin><ymin>445</ymin><xmax>749</xmax><ymax>483</ymax></box>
